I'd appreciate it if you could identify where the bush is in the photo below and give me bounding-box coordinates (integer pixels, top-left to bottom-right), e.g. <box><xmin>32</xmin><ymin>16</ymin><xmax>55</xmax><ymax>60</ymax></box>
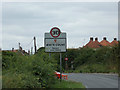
<box><xmin>2</xmin><ymin>51</ymin><xmax>57</xmax><ymax>88</ymax></box>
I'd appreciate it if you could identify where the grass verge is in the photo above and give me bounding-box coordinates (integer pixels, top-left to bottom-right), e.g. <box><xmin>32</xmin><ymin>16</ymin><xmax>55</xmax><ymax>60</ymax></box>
<box><xmin>50</xmin><ymin>80</ymin><xmax>85</xmax><ymax>88</ymax></box>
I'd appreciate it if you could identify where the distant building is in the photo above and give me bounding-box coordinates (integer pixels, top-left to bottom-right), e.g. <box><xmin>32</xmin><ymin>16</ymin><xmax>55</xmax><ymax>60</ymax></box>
<box><xmin>100</xmin><ymin>37</ymin><xmax>111</xmax><ymax>46</ymax></box>
<box><xmin>84</xmin><ymin>37</ymin><xmax>94</xmax><ymax>48</ymax></box>
<box><xmin>92</xmin><ymin>38</ymin><xmax>102</xmax><ymax>48</ymax></box>
<box><xmin>84</xmin><ymin>37</ymin><xmax>118</xmax><ymax>48</ymax></box>
<box><xmin>3</xmin><ymin>48</ymin><xmax>29</xmax><ymax>55</ymax></box>
<box><xmin>110</xmin><ymin>38</ymin><xmax>118</xmax><ymax>46</ymax></box>
<box><xmin>84</xmin><ymin>37</ymin><xmax>102</xmax><ymax>48</ymax></box>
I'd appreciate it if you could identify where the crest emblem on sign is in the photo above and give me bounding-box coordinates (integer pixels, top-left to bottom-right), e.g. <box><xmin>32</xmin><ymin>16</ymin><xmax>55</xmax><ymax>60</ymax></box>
<box><xmin>54</xmin><ymin>39</ymin><xmax>57</xmax><ymax>43</ymax></box>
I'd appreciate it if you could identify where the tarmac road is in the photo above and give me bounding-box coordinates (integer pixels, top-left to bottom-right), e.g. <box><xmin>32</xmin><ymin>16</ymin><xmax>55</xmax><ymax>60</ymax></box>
<box><xmin>65</xmin><ymin>73</ymin><xmax>119</xmax><ymax>88</ymax></box>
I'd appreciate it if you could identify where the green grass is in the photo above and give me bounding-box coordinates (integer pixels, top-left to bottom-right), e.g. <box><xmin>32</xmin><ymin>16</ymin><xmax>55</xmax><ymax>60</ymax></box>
<box><xmin>72</xmin><ymin>63</ymin><xmax>118</xmax><ymax>73</ymax></box>
<box><xmin>50</xmin><ymin>80</ymin><xmax>85</xmax><ymax>88</ymax></box>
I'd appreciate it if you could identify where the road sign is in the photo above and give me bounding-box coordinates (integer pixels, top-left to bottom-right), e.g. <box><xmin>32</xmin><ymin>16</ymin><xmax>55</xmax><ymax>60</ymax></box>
<box><xmin>45</xmin><ymin>38</ymin><xmax>66</xmax><ymax>52</ymax></box>
<box><xmin>44</xmin><ymin>27</ymin><xmax>67</xmax><ymax>82</ymax></box>
<box><xmin>45</xmin><ymin>33</ymin><xmax>66</xmax><ymax>39</ymax></box>
<box><xmin>45</xmin><ymin>31</ymin><xmax>66</xmax><ymax>52</ymax></box>
<box><xmin>65</xmin><ymin>57</ymin><xmax>68</xmax><ymax>61</ymax></box>
<box><xmin>50</xmin><ymin>27</ymin><xmax>61</xmax><ymax>38</ymax></box>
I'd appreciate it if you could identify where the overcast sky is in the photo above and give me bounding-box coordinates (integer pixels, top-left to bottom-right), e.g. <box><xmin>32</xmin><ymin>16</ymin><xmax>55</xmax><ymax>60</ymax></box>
<box><xmin>2</xmin><ymin>2</ymin><xmax>118</xmax><ymax>52</ymax></box>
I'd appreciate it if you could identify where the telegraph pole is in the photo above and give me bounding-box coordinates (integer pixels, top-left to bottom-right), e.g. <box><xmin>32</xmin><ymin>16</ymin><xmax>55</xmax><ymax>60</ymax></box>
<box><xmin>18</xmin><ymin>42</ymin><xmax>20</xmax><ymax>50</ymax></box>
<box><xmin>18</xmin><ymin>42</ymin><xmax>21</xmax><ymax>53</ymax></box>
<box><xmin>28</xmin><ymin>50</ymin><xmax>30</xmax><ymax>55</ymax></box>
<box><xmin>34</xmin><ymin>37</ymin><xmax>37</xmax><ymax>53</ymax></box>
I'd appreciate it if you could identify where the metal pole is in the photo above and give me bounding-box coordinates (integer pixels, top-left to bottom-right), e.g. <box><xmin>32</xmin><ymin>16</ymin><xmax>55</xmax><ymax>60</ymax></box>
<box><xmin>66</xmin><ymin>61</ymin><xmax>68</xmax><ymax>70</ymax></box>
<box><xmin>60</xmin><ymin>53</ymin><xmax>62</xmax><ymax>82</ymax></box>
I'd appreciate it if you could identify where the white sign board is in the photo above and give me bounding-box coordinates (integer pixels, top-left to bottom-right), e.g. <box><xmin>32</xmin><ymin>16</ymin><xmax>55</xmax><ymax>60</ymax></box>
<box><xmin>44</xmin><ymin>33</ymin><xmax>66</xmax><ymax>52</ymax></box>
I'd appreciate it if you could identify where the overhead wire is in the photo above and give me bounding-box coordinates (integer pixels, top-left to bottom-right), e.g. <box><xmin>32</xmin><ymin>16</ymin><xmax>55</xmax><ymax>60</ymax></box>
<box><xmin>21</xmin><ymin>38</ymin><xmax>34</xmax><ymax>52</ymax></box>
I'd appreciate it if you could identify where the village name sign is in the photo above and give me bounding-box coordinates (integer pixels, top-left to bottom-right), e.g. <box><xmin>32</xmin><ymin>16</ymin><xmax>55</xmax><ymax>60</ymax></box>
<box><xmin>44</xmin><ymin>27</ymin><xmax>66</xmax><ymax>52</ymax></box>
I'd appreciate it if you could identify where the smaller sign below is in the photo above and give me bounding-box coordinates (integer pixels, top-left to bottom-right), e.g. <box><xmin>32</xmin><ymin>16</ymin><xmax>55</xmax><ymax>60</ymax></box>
<box><xmin>65</xmin><ymin>57</ymin><xmax>68</xmax><ymax>61</ymax></box>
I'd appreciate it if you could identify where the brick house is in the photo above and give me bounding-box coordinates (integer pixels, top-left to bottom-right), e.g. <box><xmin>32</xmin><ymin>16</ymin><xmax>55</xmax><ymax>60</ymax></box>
<box><xmin>100</xmin><ymin>37</ymin><xmax>111</xmax><ymax>46</ymax></box>
<box><xmin>84</xmin><ymin>37</ymin><xmax>118</xmax><ymax>48</ymax></box>
<box><xmin>110</xmin><ymin>38</ymin><xmax>118</xmax><ymax>46</ymax></box>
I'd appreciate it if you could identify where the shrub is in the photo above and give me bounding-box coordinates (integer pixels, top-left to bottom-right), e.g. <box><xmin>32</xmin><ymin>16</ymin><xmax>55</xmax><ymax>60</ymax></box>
<box><xmin>2</xmin><ymin>51</ymin><xmax>57</xmax><ymax>88</ymax></box>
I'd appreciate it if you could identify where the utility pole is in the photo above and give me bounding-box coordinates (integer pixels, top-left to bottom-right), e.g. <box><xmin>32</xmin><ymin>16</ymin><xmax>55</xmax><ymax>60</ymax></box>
<box><xmin>34</xmin><ymin>36</ymin><xmax>37</xmax><ymax>53</ymax></box>
<box><xmin>28</xmin><ymin>50</ymin><xmax>30</xmax><ymax>55</ymax></box>
<box><xmin>18</xmin><ymin>42</ymin><xmax>21</xmax><ymax>53</ymax></box>
<box><xmin>18</xmin><ymin>42</ymin><xmax>20</xmax><ymax>50</ymax></box>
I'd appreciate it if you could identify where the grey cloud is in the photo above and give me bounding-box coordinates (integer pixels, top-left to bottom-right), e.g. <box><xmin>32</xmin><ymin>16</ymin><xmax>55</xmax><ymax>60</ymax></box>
<box><xmin>2</xmin><ymin>2</ymin><xmax>118</xmax><ymax>50</ymax></box>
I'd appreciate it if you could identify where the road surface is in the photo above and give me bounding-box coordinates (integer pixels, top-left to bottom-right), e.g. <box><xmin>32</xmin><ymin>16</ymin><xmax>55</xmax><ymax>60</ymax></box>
<box><xmin>65</xmin><ymin>73</ymin><xmax>119</xmax><ymax>88</ymax></box>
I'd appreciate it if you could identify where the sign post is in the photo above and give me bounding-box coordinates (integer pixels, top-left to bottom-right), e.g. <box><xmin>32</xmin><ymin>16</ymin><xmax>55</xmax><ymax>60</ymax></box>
<box><xmin>65</xmin><ymin>57</ymin><xmax>68</xmax><ymax>70</ymax></box>
<box><xmin>44</xmin><ymin>27</ymin><xmax>67</xmax><ymax>82</ymax></box>
<box><xmin>60</xmin><ymin>53</ymin><xmax>62</xmax><ymax>81</ymax></box>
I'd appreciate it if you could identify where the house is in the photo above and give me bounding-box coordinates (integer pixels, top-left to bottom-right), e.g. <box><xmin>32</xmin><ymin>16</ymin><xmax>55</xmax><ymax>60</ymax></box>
<box><xmin>91</xmin><ymin>38</ymin><xmax>102</xmax><ymax>48</ymax></box>
<box><xmin>110</xmin><ymin>38</ymin><xmax>118</xmax><ymax>46</ymax></box>
<box><xmin>3</xmin><ymin>47</ymin><xmax>29</xmax><ymax>55</ymax></box>
<box><xmin>84</xmin><ymin>37</ymin><xmax>118</xmax><ymax>48</ymax></box>
<box><xmin>100</xmin><ymin>37</ymin><xmax>111</xmax><ymax>46</ymax></box>
<box><xmin>84</xmin><ymin>37</ymin><xmax>94</xmax><ymax>48</ymax></box>
<box><xmin>84</xmin><ymin>37</ymin><xmax>102</xmax><ymax>48</ymax></box>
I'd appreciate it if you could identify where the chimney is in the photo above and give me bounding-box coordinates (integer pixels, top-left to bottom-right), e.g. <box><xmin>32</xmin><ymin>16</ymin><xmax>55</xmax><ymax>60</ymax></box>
<box><xmin>103</xmin><ymin>37</ymin><xmax>106</xmax><ymax>40</ymax></box>
<box><xmin>12</xmin><ymin>48</ymin><xmax>14</xmax><ymax>51</ymax></box>
<box><xmin>114</xmin><ymin>38</ymin><xmax>117</xmax><ymax>41</ymax></box>
<box><xmin>95</xmin><ymin>37</ymin><xmax>98</xmax><ymax>41</ymax></box>
<box><xmin>90</xmin><ymin>37</ymin><xmax>93</xmax><ymax>41</ymax></box>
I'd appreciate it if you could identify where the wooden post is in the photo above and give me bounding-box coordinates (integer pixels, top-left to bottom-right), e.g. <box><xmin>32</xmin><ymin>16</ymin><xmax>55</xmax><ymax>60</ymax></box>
<box><xmin>18</xmin><ymin>43</ymin><xmax>20</xmax><ymax>50</ymax></box>
<box><xmin>34</xmin><ymin>37</ymin><xmax>37</xmax><ymax>53</ymax></box>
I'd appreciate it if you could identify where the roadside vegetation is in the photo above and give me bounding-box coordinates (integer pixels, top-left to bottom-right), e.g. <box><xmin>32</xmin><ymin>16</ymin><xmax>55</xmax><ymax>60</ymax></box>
<box><xmin>2</xmin><ymin>42</ymin><xmax>120</xmax><ymax>88</ymax></box>
<box><xmin>2</xmin><ymin>50</ymin><xmax>85</xmax><ymax>88</ymax></box>
<box><xmin>2</xmin><ymin>51</ymin><xmax>57</xmax><ymax>88</ymax></box>
<box><xmin>52</xmin><ymin>42</ymin><xmax>120</xmax><ymax>75</ymax></box>
<box><xmin>50</xmin><ymin>80</ymin><xmax>85</xmax><ymax>88</ymax></box>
